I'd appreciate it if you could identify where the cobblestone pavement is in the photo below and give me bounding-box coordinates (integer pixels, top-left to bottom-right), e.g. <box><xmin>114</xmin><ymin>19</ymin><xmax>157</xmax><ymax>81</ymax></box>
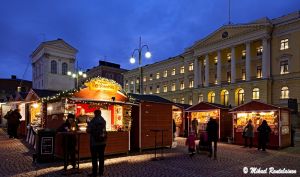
<box><xmin>0</xmin><ymin>128</ymin><xmax>299</xmax><ymax>177</ymax></box>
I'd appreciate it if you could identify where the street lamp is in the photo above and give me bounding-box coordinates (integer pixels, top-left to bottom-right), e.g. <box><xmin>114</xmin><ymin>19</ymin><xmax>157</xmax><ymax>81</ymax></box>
<box><xmin>67</xmin><ymin>69</ymin><xmax>87</xmax><ymax>89</ymax></box>
<box><xmin>129</xmin><ymin>36</ymin><xmax>151</xmax><ymax>94</ymax></box>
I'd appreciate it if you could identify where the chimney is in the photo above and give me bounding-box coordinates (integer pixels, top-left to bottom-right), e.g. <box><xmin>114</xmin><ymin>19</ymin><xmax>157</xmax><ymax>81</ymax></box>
<box><xmin>11</xmin><ymin>75</ymin><xmax>17</xmax><ymax>79</ymax></box>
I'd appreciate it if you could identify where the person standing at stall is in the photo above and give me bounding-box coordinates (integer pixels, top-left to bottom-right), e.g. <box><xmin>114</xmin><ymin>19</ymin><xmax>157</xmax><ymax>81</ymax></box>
<box><xmin>243</xmin><ymin>120</ymin><xmax>254</xmax><ymax>148</ymax></box>
<box><xmin>206</xmin><ymin>118</ymin><xmax>218</xmax><ymax>159</ymax></box>
<box><xmin>257</xmin><ymin>120</ymin><xmax>271</xmax><ymax>151</ymax></box>
<box><xmin>191</xmin><ymin>118</ymin><xmax>199</xmax><ymax>136</ymax></box>
<box><xmin>57</xmin><ymin>114</ymin><xmax>77</xmax><ymax>171</ymax></box>
<box><xmin>10</xmin><ymin>109</ymin><xmax>22</xmax><ymax>139</ymax></box>
<box><xmin>87</xmin><ymin>110</ymin><xmax>107</xmax><ymax>177</ymax></box>
<box><xmin>4</xmin><ymin>109</ymin><xmax>13</xmax><ymax>138</ymax></box>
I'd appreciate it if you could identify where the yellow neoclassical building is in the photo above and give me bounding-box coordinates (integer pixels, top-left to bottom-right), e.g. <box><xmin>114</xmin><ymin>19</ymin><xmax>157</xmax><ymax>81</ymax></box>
<box><xmin>124</xmin><ymin>11</ymin><xmax>300</xmax><ymax>112</ymax></box>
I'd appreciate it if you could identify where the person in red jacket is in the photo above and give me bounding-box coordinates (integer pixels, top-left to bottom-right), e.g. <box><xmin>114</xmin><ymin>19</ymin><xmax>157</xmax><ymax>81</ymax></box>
<box><xmin>186</xmin><ymin>130</ymin><xmax>196</xmax><ymax>157</ymax></box>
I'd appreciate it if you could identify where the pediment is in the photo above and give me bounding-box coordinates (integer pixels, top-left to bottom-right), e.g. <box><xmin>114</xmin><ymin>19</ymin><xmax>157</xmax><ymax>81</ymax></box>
<box><xmin>193</xmin><ymin>23</ymin><xmax>271</xmax><ymax>48</ymax></box>
<box><xmin>44</xmin><ymin>39</ymin><xmax>78</xmax><ymax>52</ymax></box>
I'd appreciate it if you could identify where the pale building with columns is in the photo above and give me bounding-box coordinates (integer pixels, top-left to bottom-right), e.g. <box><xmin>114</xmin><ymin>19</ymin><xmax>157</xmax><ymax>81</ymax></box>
<box><xmin>124</xmin><ymin>11</ymin><xmax>300</xmax><ymax>112</ymax></box>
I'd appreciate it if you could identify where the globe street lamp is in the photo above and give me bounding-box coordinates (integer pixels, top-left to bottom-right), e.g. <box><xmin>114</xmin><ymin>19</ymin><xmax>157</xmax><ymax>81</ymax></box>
<box><xmin>67</xmin><ymin>69</ymin><xmax>87</xmax><ymax>89</ymax></box>
<box><xmin>129</xmin><ymin>37</ymin><xmax>151</xmax><ymax>94</ymax></box>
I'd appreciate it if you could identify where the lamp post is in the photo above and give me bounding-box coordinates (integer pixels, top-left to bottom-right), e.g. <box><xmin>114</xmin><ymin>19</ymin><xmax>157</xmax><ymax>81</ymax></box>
<box><xmin>67</xmin><ymin>66</ymin><xmax>87</xmax><ymax>89</ymax></box>
<box><xmin>129</xmin><ymin>37</ymin><xmax>151</xmax><ymax>94</ymax></box>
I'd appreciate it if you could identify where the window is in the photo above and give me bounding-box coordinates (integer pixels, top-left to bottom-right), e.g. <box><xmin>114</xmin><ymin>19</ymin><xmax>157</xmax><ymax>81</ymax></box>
<box><xmin>136</xmin><ymin>78</ymin><xmax>139</xmax><ymax>84</ymax></box>
<box><xmin>143</xmin><ymin>88</ymin><xmax>146</xmax><ymax>94</ymax></box>
<box><xmin>227</xmin><ymin>71</ymin><xmax>231</xmax><ymax>83</ymax></box>
<box><xmin>143</xmin><ymin>76</ymin><xmax>147</xmax><ymax>82</ymax></box>
<box><xmin>180</xmin><ymin>81</ymin><xmax>184</xmax><ymax>90</ymax></box>
<box><xmin>281</xmin><ymin>86</ymin><xmax>289</xmax><ymax>99</ymax></box>
<box><xmin>237</xmin><ymin>89</ymin><xmax>245</xmax><ymax>105</ymax></box>
<box><xmin>242</xmin><ymin>69</ymin><xmax>246</xmax><ymax>80</ymax></box>
<box><xmin>280</xmin><ymin>60</ymin><xmax>289</xmax><ymax>74</ymax></box>
<box><xmin>242</xmin><ymin>50</ymin><xmax>246</xmax><ymax>59</ymax></box>
<box><xmin>257</xmin><ymin>66</ymin><xmax>262</xmax><ymax>78</ymax></box>
<box><xmin>189</xmin><ymin>80</ymin><xmax>194</xmax><ymax>88</ymax></box>
<box><xmin>172</xmin><ymin>68</ymin><xmax>176</xmax><ymax>75</ymax></box>
<box><xmin>62</xmin><ymin>62</ymin><xmax>68</xmax><ymax>75</ymax></box>
<box><xmin>106</xmin><ymin>73</ymin><xmax>114</xmax><ymax>79</ymax></box>
<box><xmin>180</xmin><ymin>66</ymin><xmax>185</xmax><ymax>74</ymax></box>
<box><xmin>198</xmin><ymin>94</ymin><xmax>204</xmax><ymax>103</ymax></box>
<box><xmin>130</xmin><ymin>80</ymin><xmax>134</xmax><ymax>84</ymax></box>
<box><xmin>149</xmin><ymin>74</ymin><xmax>153</xmax><ymax>81</ymax></box>
<box><xmin>227</xmin><ymin>53</ymin><xmax>231</xmax><ymax>62</ymax></box>
<box><xmin>214</xmin><ymin>56</ymin><xmax>218</xmax><ymax>65</ymax></box>
<box><xmin>172</xmin><ymin>98</ymin><xmax>177</xmax><ymax>103</ymax></box>
<box><xmin>257</xmin><ymin>46</ymin><xmax>263</xmax><ymax>56</ymax></box>
<box><xmin>252</xmin><ymin>88</ymin><xmax>260</xmax><ymax>100</ymax></box>
<box><xmin>221</xmin><ymin>90</ymin><xmax>229</xmax><ymax>106</ymax></box>
<box><xmin>172</xmin><ymin>83</ymin><xmax>176</xmax><ymax>91</ymax></box>
<box><xmin>156</xmin><ymin>85</ymin><xmax>160</xmax><ymax>93</ymax></box>
<box><xmin>149</xmin><ymin>86</ymin><xmax>153</xmax><ymax>94</ymax></box>
<box><xmin>50</xmin><ymin>60</ymin><xmax>57</xmax><ymax>74</ymax></box>
<box><xmin>208</xmin><ymin>92</ymin><xmax>215</xmax><ymax>103</ymax></box>
<box><xmin>181</xmin><ymin>97</ymin><xmax>185</xmax><ymax>104</ymax></box>
<box><xmin>163</xmin><ymin>85</ymin><xmax>168</xmax><ymax>92</ymax></box>
<box><xmin>189</xmin><ymin>63</ymin><xmax>194</xmax><ymax>71</ymax></box>
<box><xmin>156</xmin><ymin>73</ymin><xmax>160</xmax><ymax>79</ymax></box>
<box><xmin>280</xmin><ymin>39</ymin><xmax>289</xmax><ymax>50</ymax></box>
<box><xmin>163</xmin><ymin>70</ymin><xmax>168</xmax><ymax>77</ymax></box>
<box><xmin>189</xmin><ymin>97</ymin><xmax>193</xmax><ymax>105</ymax></box>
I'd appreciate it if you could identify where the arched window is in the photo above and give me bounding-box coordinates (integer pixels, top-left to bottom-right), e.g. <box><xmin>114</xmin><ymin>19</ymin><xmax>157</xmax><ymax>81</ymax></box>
<box><xmin>281</xmin><ymin>86</ymin><xmax>289</xmax><ymax>99</ymax></box>
<box><xmin>198</xmin><ymin>93</ymin><xmax>204</xmax><ymax>103</ymax></box>
<box><xmin>62</xmin><ymin>62</ymin><xmax>68</xmax><ymax>75</ymax></box>
<box><xmin>208</xmin><ymin>91</ymin><xmax>215</xmax><ymax>103</ymax></box>
<box><xmin>237</xmin><ymin>89</ymin><xmax>245</xmax><ymax>105</ymax></box>
<box><xmin>252</xmin><ymin>88</ymin><xmax>260</xmax><ymax>100</ymax></box>
<box><xmin>221</xmin><ymin>90</ymin><xmax>229</xmax><ymax>106</ymax></box>
<box><xmin>51</xmin><ymin>60</ymin><xmax>57</xmax><ymax>74</ymax></box>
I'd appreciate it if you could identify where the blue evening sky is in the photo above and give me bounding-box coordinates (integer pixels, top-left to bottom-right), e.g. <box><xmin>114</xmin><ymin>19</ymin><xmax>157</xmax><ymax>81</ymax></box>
<box><xmin>0</xmin><ymin>0</ymin><xmax>299</xmax><ymax>80</ymax></box>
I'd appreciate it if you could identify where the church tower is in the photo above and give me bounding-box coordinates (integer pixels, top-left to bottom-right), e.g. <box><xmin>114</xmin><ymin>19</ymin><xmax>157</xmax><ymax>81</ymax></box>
<box><xmin>31</xmin><ymin>39</ymin><xmax>77</xmax><ymax>91</ymax></box>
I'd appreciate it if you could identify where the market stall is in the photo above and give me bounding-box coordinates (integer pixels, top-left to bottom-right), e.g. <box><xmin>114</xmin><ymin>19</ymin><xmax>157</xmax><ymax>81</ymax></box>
<box><xmin>230</xmin><ymin>101</ymin><xmax>291</xmax><ymax>149</ymax></box>
<box><xmin>185</xmin><ymin>102</ymin><xmax>232</xmax><ymax>141</ymax></box>
<box><xmin>42</xmin><ymin>77</ymin><xmax>133</xmax><ymax>158</ymax></box>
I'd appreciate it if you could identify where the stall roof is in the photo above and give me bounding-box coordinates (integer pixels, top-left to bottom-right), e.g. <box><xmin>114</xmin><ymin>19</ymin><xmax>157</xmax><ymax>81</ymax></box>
<box><xmin>32</xmin><ymin>89</ymin><xmax>59</xmax><ymax>98</ymax></box>
<box><xmin>186</xmin><ymin>101</ymin><xmax>229</xmax><ymax>112</ymax></box>
<box><xmin>229</xmin><ymin>101</ymin><xmax>286</xmax><ymax>112</ymax></box>
<box><xmin>68</xmin><ymin>97</ymin><xmax>138</xmax><ymax>106</ymax></box>
<box><xmin>175</xmin><ymin>103</ymin><xmax>192</xmax><ymax>110</ymax></box>
<box><xmin>129</xmin><ymin>93</ymin><xmax>174</xmax><ymax>104</ymax></box>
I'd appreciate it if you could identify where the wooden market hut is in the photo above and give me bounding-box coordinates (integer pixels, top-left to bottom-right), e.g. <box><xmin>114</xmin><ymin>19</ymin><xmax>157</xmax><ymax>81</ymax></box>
<box><xmin>185</xmin><ymin>102</ymin><xmax>232</xmax><ymax>141</ymax></box>
<box><xmin>230</xmin><ymin>101</ymin><xmax>291</xmax><ymax>149</ymax></box>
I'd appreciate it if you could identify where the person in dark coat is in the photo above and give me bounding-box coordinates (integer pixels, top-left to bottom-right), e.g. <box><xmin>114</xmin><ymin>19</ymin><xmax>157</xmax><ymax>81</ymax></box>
<box><xmin>206</xmin><ymin>118</ymin><xmax>218</xmax><ymax>159</ymax></box>
<box><xmin>243</xmin><ymin>120</ymin><xmax>254</xmax><ymax>148</ymax></box>
<box><xmin>257</xmin><ymin>120</ymin><xmax>271</xmax><ymax>151</ymax></box>
<box><xmin>87</xmin><ymin>110</ymin><xmax>107</xmax><ymax>177</ymax></box>
<box><xmin>192</xmin><ymin>118</ymin><xmax>199</xmax><ymax>136</ymax></box>
<box><xmin>57</xmin><ymin>114</ymin><xmax>77</xmax><ymax>171</ymax></box>
<box><xmin>4</xmin><ymin>109</ymin><xmax>13</xmax><ymax>138</ymax></box>
<box><xmin>173</xmin><ymin>119</ymin><xmax>176</xmax><ymax>140</ymax></box>
<box><xmin>9</xmin><ymin>109</ymin><xmax>22</xmax><ymax>138</ymax></box>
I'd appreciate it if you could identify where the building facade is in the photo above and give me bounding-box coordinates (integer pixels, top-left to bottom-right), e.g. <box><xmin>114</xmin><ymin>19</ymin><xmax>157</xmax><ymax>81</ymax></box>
<box><xmin>31</xmin><ymin>39</ymin><xmax>77</xmax><ymax>91</ymax></box>
<box><xmin>124</xmin><ymin>11</ymin><xmax>300</xmax><ymax>112</ymax></box>
<box><xmin>82</xmin><ymin>60</ymin><xmax>128</xmax><ymax>86</ymax></box>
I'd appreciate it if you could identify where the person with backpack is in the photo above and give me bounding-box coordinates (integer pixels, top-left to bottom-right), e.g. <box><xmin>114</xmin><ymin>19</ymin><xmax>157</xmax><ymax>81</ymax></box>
<box><xmin>87</xmin><ymin>110</ymin><xmax>107</xmax><ymax>177</ymax></box>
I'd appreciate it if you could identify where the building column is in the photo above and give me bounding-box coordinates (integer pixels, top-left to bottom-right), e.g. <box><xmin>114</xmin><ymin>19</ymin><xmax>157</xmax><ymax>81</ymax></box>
<box><xmin>194</xmin><ymin>58</ymin><xmax>199</xmax><ymax>88</ymax></box>
<box><xmin>262</xmin><ymin>38</ymin><xmax>270</xmax><ymax>79</ymax></box>
<box><xmin>204</xmin><ymin>54</ymin><xmax>209</xmax><ymax>87</ymax></box>
<box><xmin>231</xmin><ymin>46</ymin><xmax>236</xmax><ymax>83</ymax></box>
<box><xmin>246</xmin><ymin>42</ymin><xmax>251</xmax><ymax>81</ymax></box>
<box><xmin>217</xmin><ymin>50</ymin><xmax>222</xmax><ymax>85</ymax></box>
<box><xmin>199</xmin><ymin>60</ymin><xmax>203</xmax><ymax>87</ymax></box>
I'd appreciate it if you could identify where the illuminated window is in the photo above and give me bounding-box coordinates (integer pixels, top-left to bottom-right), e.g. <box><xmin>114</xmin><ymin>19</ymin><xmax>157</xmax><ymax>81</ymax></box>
<box><xmin>189</xmin><ymin>80</ymin><xmax>194</xmax><ymax>88</ymax></box>
<box><xmin>181</xmin><ymin>97</ymin><xmax>185</xmax><ymax>104</ymax></box>
<box><xmin>156</xmin><ymin>85</ymin><xmax>160</xmax><ymax>93</ymax></box>
<box><xmin>172</xmin><ymin>83</ymin><xmax>176</xmax><ymax>91</ymax></box>
<box><xmin>280</xmin><ymin>60</ymin><xmax>289</xmax><ymax>74</ymax></box>
<box><xmin>257</xmin><ymin>66</ymin><xmax>262</xmax><ymax>78</ymax></box>
<box><xmin>143</xmin><ymin>76</ymin><xmax>147</xmax><ymax>82</ymax></box>
<box><xmin>281</xmin><ymin>86</ymin><xmax>289</xmax><ymax>99</ymax></box>
<box><xmin>227</xmin><ymin>71</ymin><xmax>231</xmax><ymax>83</ymax></box>
<box><xmin>172</xmin><ymin>68</ymin><xmax>176</xmax><ymax>75</ymax></box>
<box><xmin>62</xmin><ymin>62</ymin><xmax>68</xmax><ymax>75</ymax></box>
<box><xmin>227</xmin><ymin>53</ymin><xmax>231</xmax><ymax>62</ymax></box>
<box><xmin>130</xmin><ymin>80</ymin><xmax>134</xmax><ymax>84</ymax></box>
<box><xmin>198</xmin><ymin>93</ymin><xmax>203</xmax><ymax>103</ymax></box>
<box><xmin>163</xmin><ymin>85</ymin><xmax>168</xmax><ymax>92</ymax></box>
<box><xmin>180</xmin><ymin>81</ymin><xmax>184</xmax><ymax>90</ymax></box>
<box><xmin>172</xmin><ymin>98</ymin><xmax>177</xmax><ymax>103</ymax></box>
<box><xmin>280</xmin><ymin>39</ymin><xmax>289</xmax><ymax>50</ymax></box>
<box><xmin>51</xmin><ymin>60</ymin><xmax>57</xmax><ymax>74</ymax></box>
<box><xmin>208</xmin><ymin>91</ymin><xmax>215</xmax><ymax>103</ymax></box>
<box><xmin>214</xmin><ymin>56</ymin><xmax>218</xmax><ymax>65</ymax></box>
<box><xmin>257</xmin><ymin>46</ymin><xmax>263</xmax><ymax>56</ymax></box>
<box><xmin>180</xmin><ymin>66</ymin><xmax>185</xmax><ymax>74</ymax></box>
<box><xmin>242</xmin><ymin>50</ymin><xmax>246</xmax><ymax>59</ymax></box>
<box><xmin>221</xmin><ymin>90</ymin><xmax>229</xmax><ymax>106</ymax></box>
<box><xmin>149</xmin><ymin>86</ymin><xmax>153</xmax><ymax>94</ymax></box>
<box><xmin>189</xmin><ymin>97</ymin><xmax>193</xmax><ymax>105</ymax></box>
<box><xmin>242</xmin><ymin>69</ymin><xmax>246</xmax><ymax>80</ymax></box>
<box><xmin>136</xmin><ymin>78</ymin><xmax>139</xmax><ymax>84</ymax></box>
<box><xmin>237</xmin><ymin>89</ymin><xmax>245</xmax><ymax>105</ymax></box>
<box><xmin>149</xmin><ymin>74</ymin><xmax>153</xmax><ymax>81</ymax></box>
<box><xmin>252</xmin><ymin>88</ymin><xmax>260</xmax><ymax>100</ymax></box>
<box><xmin>156</xmin><ymin>73</ymin><xmax>160</xmax><ymax>79</ymax></box>
<box><xmin>189</xmin><ymin>63</ymin><xmax>194</xmax><ymax>71</ymax></box>
<box><xmin>164</xmin><ymin>70</ymin><xmax>168</xmax><ymax>77</ymax></box>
